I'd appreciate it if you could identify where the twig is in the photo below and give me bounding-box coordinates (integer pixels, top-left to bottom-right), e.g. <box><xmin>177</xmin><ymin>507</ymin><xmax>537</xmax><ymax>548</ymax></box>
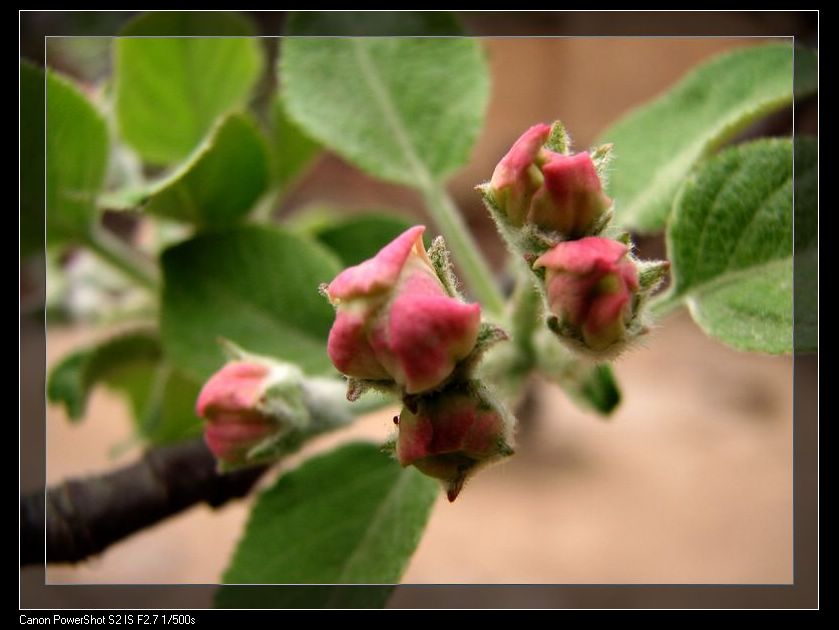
<box><xmin>20</xmin><ymin>437</ymin><xmax>267</xmax><ymax>566</ymax></box>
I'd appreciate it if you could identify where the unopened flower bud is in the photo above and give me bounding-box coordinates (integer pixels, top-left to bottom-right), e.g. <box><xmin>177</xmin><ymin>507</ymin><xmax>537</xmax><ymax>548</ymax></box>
<box><xmin>325</xmin><ymin>226</ymin><xmax>481</xmax><ymax>395</ymax></box>
<box><xmin>396</xmin><ymin>384</ymin><xmax>514</xmax><ymax>502</ymax></box>
<box><xmin>489</xmin><ymin>123</ymin><xmax>551</xmax><ymax>226</ymax></box>
<box><xmin>487</xmin><ymin>122</ymin><xmax>611</xmax><ymax>238</ymax></box>
<box><xmin>529</xmin><ymin>151</ymin><xmax>612</xmax><ymax>236</ymax></box>
<box><xmin>534</xmin><ymin>237</ymin><xmax>639</xmax><ymax>352</ymax></box>
<box><xmin>196</xmin><ymin>360</ymin><xmax>307</xmax><ymax>467</ymax></box>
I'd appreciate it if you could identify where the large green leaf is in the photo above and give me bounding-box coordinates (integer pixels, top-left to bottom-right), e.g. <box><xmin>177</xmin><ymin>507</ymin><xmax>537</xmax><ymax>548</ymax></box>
<box><xmin>160</xmin><ymin>225</ymin><xmax>341</xmax><ymax>381</ymax></box>
<box><xmin>661</xmin><ymin>138</ymin><xmax>815</xmax><ymax>354</ymax></box>
<box><xmin>46</xmin><ymin>329</ymin><xmax>201</xmax><ymax>444</ymax></box>
<box><xmin>21</xmin><ymin>62</ymin><xmax>45</xmax><ymax>258</ymax></box>
<box><xmin>281</xmin><ymin>15</ymin><xmax>489</xmax><ymax>187</ymax></box>
<box><xmin>115</xmin><ymin>11</ymin><xmax>264</xmax><ymax>165</ymax></box>
<box><xmin>311</xmin><ymin>213</ymin><xmax>418</xmax><ymax>267</ymax></box>
<box><xmin>285</xmin><ymin>11</ymin><xmax>462</xmax><ymax>36</ymax></box>
<box><xmin>793</xmin><ymin>138</ymin><xmax>818</xmax><ymax>353</ymax></box>
<box><xmin>217</xmin><ymin>442</ymin><xmax>437</xmax><ymax>605</ymax></box>
<box><xmin>598</xmin><ymin>44</ymin><xmax>816</xmax><ymax>233</ymax></box>
<box><xmin>46</xmin><ymin>70</ymin><xmax>109</xmax><ymax>242</ymax></box>
<box><xmin>47</xmin><ymin>329</ymin><xmax>161</xmax><ymax>420</ymax></box>
<box><xmin>270</xmin><ymin>99</ymin><xmax>320</xmax><ymax>191</ymax></box>
<box><xmin>143</xmin><ymin>113</ymin><xmax>270</xmax><ymax>227</ymax></box>
<box><xmin>105</xmin><ymin>361</ymin><xmax>203</xmax><ymax>445</ymax></box>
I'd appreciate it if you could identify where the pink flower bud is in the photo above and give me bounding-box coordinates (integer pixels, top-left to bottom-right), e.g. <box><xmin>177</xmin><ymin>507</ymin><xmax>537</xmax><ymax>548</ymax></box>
<box><xmin>396</xmin><ymin>386</ymin><xmax>514</xmax><ymax>502</ymax></box>
<box><xmin>489</xmin><ymin>123</ymin><xmax>551</xmax><ymax>226</ymax></box>
<box><xmin>534</xmin><ymin>237</ymin><xmax>639</xmax><ymax>351</ymax></box>
<box><xmin>196</xmin><ymin>361</ymin><xmax>277</xmax><ymax>466</ymax></box>
<box><xmin>326</xmin><ymin>226</ymin><xmax>481</xmax><ymax>394</ymax></box>
<box><xmin>528</xmin><ymin>152</ymin><xmax>612</xmax><ymax>236</ymax></box>
<box><xmin>488</xmin><ymin>124</ymin><xmax>611</xmax><ymax>237</ymax></box>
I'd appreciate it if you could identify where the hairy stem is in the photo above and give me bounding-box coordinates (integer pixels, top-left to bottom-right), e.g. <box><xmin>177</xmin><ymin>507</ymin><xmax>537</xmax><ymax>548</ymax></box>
<box><xmin>420</xmin><ymin>183</ymin><xmax>506</xmax><ymax>317</ymax></box>
<box><xmin>84</xmin><ymin>225</ymin><xmax>160</xmax><ymax>291</ymax></box>
<box><xmin>509</xmin><ymin>267</ymin><xmax>544</xmax><ymax>363</ymax></box>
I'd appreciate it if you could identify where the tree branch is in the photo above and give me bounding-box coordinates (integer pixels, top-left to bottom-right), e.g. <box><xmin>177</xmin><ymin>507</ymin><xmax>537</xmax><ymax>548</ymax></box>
<box><xmin>20</xmin><ymin>437</ymin><xmax>268</xmax><ymax>566</ymax></box>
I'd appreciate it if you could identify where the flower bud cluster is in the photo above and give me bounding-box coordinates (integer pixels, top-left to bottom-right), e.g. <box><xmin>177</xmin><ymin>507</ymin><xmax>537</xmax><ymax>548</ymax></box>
<box><xmin>479</xmin><ymin>121</ymin><xmax>669</xmax><ymax>356</ymax></box>
<box><xmin>323</xmin><ymin>226</ymin><xmax>515</xmax><ymax>501</ymax></box>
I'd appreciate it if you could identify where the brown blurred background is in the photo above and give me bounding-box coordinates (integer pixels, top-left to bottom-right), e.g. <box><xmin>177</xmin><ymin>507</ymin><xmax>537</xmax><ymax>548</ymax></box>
<box><xmin>21</xmin><ymin>11</ymin><xmax>817</xmax><ymax>606</ymax></box>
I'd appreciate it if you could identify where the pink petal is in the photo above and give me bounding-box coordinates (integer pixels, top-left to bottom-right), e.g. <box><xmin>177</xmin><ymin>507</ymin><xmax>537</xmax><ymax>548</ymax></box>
<box><xmin>204</xmin><ymin>418</ymin><xmax>273</xmax><ymax>464</ymax></box>
<box><xmin>529</xmin><ymin>152</ymin><xmax>611</xmax><ymax>234</ymax></box>
<box><xmin>586</xmin><ymin>290</ymin><xmax>631</xmax><ymax>336</ymax></box>
<box><xmin>534</xmin><ymin>236</ymin><xmax>628</xmax><ymax>275</ymax></box>
<box><xmin>543</xmin><ymin>269</ymin><xmax>600</xmax><ymax>327</ymax></box>
<box><xmin>582</xmin><ymin>291</ymin><xmax>631</xmax><ymax>350</ymax></box>
<box><xmin>619</xmin><ymin>258</ymin><xmax>640</xmax><ymax>291</ymax></box>
<box><xmin>195</xmin><ymin>361</ymin><xmax>269</xmax><ymax>418</ymax></box>
<box><xmin>326</xmin><ymin>225</ymin><xmax>427</xmax><ymax>302</ymax></box>
<box><xmin>395</xmin><ymin>411</ymin><xmax>434</xmax><ymax>466</ymax></box>
<box><xmin>380</xmin><ymin>294</ymin><xmax>481</xmax><ymax>394</ymax></box>
<box><xmin>397</xmin><ymin>394</ymin><xmax>506</xmax><ymax>465</ymax></box>
<box><xmin>490</xmin><ymin>123</ymin><xmax>551</xmax><ymax>190</ymax></box>
<box><xmin>326</xmin><ymin>310</ymin><xmax>390</xmax><ymax>381</ymax></box>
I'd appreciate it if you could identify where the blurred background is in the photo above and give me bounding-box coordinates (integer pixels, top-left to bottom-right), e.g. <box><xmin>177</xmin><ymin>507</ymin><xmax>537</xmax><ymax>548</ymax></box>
<box><xmin>21</xmin><ymin>11</ymin><xmax>817</xmax><ymax>605</ymax></box>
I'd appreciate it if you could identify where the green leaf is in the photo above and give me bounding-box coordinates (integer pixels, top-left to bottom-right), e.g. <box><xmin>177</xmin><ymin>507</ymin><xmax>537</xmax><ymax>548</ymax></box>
<box><xmin>47</xmin><ymin>329</ymin><xmax>161</xmax><ymax>421</ymax></box>
<box><xmin>143</xmin><ymin>114</ymin><xmax>270</xmax><ymax>227</ymax></box>
<box><xmin>48</xmin><ymin>328</ymin><xmax>204</xmax><ymax>443</ymax></box>
<box><xmin>21</xmin><ymin>62</ymin><xmax>45</xmax><ymax>258</ymax></box>
<box><xmin>284</xmin><ymin>11</ymin><xmax>462</xmax><ymax>36</ymax></box>
<box><xmin>270</xmin><ymin>99</ymin><xmax>320</xmax><ymax>190</ymax></box>
<box><xmin>662</xmin><ymin>138</ymin><xmax>814</xmax><ymax>354</ymax></box>
<box><xmin>597</xmin><ymin>44</ymin><xmax>816</xmax><ymax>233</ymax></box>
<box><xmin>793</xmin><ymin>137</ymin><xmax>818</xmax><ymax>352</ymax></box>
<box><xmin>218</xmin><ymin>442</ymin><xmax>437</xmax><ymax>600</ymax></box>
<box><xmin>160</xmin><ymin>225</ymin><xmax>341</xmax><ymax>381</ymax></box>
<box><xmin>570</xmin><ymin>364</ymin><xmax>621</xmax><ymax>416</ymax></box>
<box><xmin>310</xmin><ymin>213</ymin><xmax>419</xmax><ymax>267</ymax></box>
<box><xmin>794</xmin><ymin>46</ymin><xmax>819</xmax><ymax>100</ymax></box>
<box><xmin>106</xmin><ymin>362</ymin><xmax>203</xmax><ymax>445</ymax></box>
<box><xmin>46</xmin><ymin>70</ymin><xmax>109</xmax><ymax>242</ymax></box>
<box><xmin>115</xmin><ymin>11</ymin><xmax>264</xmax><ymax>165</ymax></box>
<box><xmin>281</xmin><ymin>16</ymin><xmax>489</xmax><ymax>187</ymax></box>
<box><xmin>533</xmin><ymin>329</ymin><xmax>621</xmax><ymax>416</ymax></box>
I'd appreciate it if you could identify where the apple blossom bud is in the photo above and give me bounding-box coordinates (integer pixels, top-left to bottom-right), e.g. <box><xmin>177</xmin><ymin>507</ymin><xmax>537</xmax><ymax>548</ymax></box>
<box><xmin>534</xmin><ymin>236</ymin><xmax>639</xmax><ymax>352</ymax></box>
<box><xmin>528</xmin><ymin>151</ymin><xmax>612</xmax><ymax>237</ymax></box>
<box><xmin>396</xmin><ymin>383</ymin><xmax>514</xmax><ymax>502</ymax></box>
<box><xmin>196</xmin><ymin>360</ymin><xmax>308</xmax><ymax>467</ymax></box>
<box><xmin>325</xmin><ymin>226</ymin><xmax>481</xmax><ymax>395</ymax></box>
<box><xmin>487</xmin><ymin>122</ymin><xmax>612</xmax><ymax>238</ymax></box>
<box><xmin>489</xmin><ymin>123</ymin><xmax>551</xmax><ymax>226</ymax></box>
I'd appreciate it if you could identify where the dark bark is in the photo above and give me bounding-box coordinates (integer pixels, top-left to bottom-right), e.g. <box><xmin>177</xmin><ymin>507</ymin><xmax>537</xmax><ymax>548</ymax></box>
<box><xmin>20</xmin><ymin>437</ymin><xmax>267</xmax><ymax>566</ymax></box>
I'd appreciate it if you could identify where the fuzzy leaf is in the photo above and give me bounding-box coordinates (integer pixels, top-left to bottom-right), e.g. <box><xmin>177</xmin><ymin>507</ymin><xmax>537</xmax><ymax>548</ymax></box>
<box><xmin>281</xmin><ymin>14</ymin><xmax>489</xmax><ymax>186</ymax></box>
<box><xmin>662</xmin><ymin>137</ymin><xmax>815</xmax><ymax>353</ymax></box>
<box><xmin>597</xmin><ymin>44</ymin><xmax>816</xmax><ymax>233</ymax></box>
<box><xmin>46</xmin><ymin>329</ymin><xmax>200</xmax><ymax>444</ymax></box>
<box><xmin>105</xmin><ymin>362</ymin><xmax>203</xmax><ymax>445</ymax></box>
<box><xmin>115</xmin><ymin>11</ymin><xmax>263</xmax><ymax>164</ymax></box>
<box><xmin>311</xmin><ymin>212</ymin><xmax>418</xmax><ymax>267</ymax></box>
<box><xmin>160</xmin><ymin>225</ymin><xmax>341</xmax><ymax>381</ymax></box>
<box><xmin>270</xmin><ymin>99</ymin><xmax>320</xmax><ymax>190</ymax></box>
<box><xmin>143</xmin><ymin>114</ymin><xmax>270</xmax><ymax>227</ymax></box>
<box><xmin>284</xmin><ymin>11</ymin><xmax>462</xmax><ymax>36</ymax></box>
<box><xmin>46</xmin><ymin>70</ymin><xmax>109</xmax><ymax>242</ymax></box>
<box><xmin>793</xmin><ymin>137</ymin><xmax>818</xmax><ymax>352</ymax></box>
<box><xmin>217</xmin><ymin>442</ymin><xmax>437</xmax><ymax>603</ymax></box>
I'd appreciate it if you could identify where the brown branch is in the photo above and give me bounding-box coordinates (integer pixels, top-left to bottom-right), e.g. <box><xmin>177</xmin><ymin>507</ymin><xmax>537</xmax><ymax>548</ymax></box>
<box><xmin>20</xmin><ymin>437</ymin><xmax>268</xmax><ymax>566</ymax></box>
